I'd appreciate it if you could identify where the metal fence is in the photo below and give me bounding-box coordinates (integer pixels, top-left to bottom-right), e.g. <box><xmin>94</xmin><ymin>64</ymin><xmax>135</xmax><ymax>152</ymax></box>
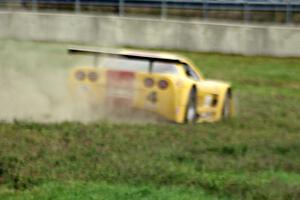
<box><xmin>0</xmin><ymin>0</ymin><xmax>300</xmax><ymax>23</ymax></box>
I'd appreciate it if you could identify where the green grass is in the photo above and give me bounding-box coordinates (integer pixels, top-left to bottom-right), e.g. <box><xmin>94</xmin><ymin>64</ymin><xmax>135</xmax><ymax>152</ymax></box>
<box><xmin>0</xmin><ymin>181</ymin><xmax>228</xmax><ymax>200</ymax></box>
<box><xmin>0</xmin><ymin>40</ymin><xmax>300</xmax><ymax>200</ymax></box>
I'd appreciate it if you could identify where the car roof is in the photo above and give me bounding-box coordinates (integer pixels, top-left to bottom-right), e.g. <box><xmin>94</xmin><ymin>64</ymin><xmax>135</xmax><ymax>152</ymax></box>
<box><xmin>68</xmin><ymin>47</ymin><xmax>203</xmax><ymax>79</ymax></box>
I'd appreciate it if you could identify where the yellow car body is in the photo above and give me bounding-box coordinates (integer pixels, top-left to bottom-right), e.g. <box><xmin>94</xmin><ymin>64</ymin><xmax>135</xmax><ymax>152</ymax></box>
<box><xmin>68</xmin><ymin>48</ymin><xmax>234</xmax><ymax>123</ymax></box>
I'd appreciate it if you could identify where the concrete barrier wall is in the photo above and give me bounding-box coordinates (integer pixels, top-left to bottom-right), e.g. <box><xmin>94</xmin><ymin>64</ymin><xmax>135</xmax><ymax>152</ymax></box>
<box><xmin>1</xmin><ymin>11</ymin><xmax>300</xmax><ymax>57</ymax></box>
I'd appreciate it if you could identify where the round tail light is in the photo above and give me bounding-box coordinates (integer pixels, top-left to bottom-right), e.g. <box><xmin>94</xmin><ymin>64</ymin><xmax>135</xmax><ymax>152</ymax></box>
<box><xmin>75</xmin><ymin>71</ymin><xmax>85</xmax><ymax>81</ymax></box>
<box><xmin>158</xmin><ymin>80</ymin><xmax>168</xmax><ymax>90</ymax></box>
<box><xmin>144</xmin><ymin>78</ymin><xmax>154</xmax><ymax>88</ymax></box>
<box><xmin>88</xmin><ymin>72</ymin><xmax>98</xmax><ymax>82</ymax></box>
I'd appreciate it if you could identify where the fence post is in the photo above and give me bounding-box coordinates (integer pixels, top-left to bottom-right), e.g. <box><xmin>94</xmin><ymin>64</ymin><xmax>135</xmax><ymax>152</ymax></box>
<box><xmin>243</xmin><ymin>1</ymin><xmax>250</xmax><ymax>23</ymax></box>
<box><xmin>32</xmin><ymin>0</ymin><xmax>37</xmax><ymax>11</ymax></box>
<box><xmin>75</xmin><ymin>0</ymin><xmax>81</xmax><ymax>13</ymax></box>
<box><xmin>119</xmin><ymin>0</ymin><xmax>124</xmax><ymax>16</ymax></box>
<box><xmin>161</xmin><ymin>0</ymin><xmax>167</xmax><ymax>19</ymax></box>
<box><xmin>202</xmin><ymin>0</ymin><xmax>208</xmax><ymax>20</ymax></box>
<box><xmin>286</xmin><ymin>0</ymin><xmax>292</xmax><ymax>24</ymax></box>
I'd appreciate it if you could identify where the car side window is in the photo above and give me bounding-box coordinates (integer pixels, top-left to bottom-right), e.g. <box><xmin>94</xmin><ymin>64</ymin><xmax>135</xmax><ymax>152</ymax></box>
<box><xmin>152</xmin><ymin>61</ymin><xmax>178</xmax><ymax>75</ymax></box>
<box><xmin>183</xmin><ymin>64</ymin><xmax>200</xmax><ymax>81</ymax></box>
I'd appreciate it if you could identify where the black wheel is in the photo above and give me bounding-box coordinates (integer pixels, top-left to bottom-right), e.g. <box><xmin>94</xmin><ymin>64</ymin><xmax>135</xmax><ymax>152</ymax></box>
<box><xmin>222</xmin><ymin>90</ymin><xmax>232</xmax><ymax>119</ymax></box>
<box><xmin>185</xmin><ymin>89</ymin><xmax>198</xmax><ymax>123</ymax></box>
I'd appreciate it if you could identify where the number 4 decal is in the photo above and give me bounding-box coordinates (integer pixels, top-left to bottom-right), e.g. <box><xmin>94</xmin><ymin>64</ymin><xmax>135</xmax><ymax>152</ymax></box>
<box><xmin>147</xmin><ymin>91</ymin><xmax>157</xmax><ymax>103</ymax></box>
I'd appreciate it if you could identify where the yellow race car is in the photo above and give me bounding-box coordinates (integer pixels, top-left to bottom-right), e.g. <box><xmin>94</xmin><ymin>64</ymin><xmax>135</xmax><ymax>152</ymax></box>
<box><xmin>68</xmin><ymin>47</ymin><xmax>234</xmax><ymax>123</ymax></box>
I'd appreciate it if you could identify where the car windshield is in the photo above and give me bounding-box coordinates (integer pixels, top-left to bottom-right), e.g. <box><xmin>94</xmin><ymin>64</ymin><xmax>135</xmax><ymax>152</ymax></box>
<box><xmin>99</xmin><ymin>57</ymin><xmax>178</xmax><ymax>75</ymax></box>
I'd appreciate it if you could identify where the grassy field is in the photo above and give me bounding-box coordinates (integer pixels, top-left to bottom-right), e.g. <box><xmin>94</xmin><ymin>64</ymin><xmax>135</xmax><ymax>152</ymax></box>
<box><xmin>0</xmin><ymin>40</ymin><xmax>300</xmax><ymax>200</ymax></box>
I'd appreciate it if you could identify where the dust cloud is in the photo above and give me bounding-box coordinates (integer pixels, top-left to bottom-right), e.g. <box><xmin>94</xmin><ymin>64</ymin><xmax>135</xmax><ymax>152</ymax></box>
<box><xmin>0</xmin><ymin>59</ymin><xmax>159</xmax><ymax>124</ymax></box>
<box><xmin>0</xmin><ymin>67</ymin><xmax>83</xmax><ymax>122</ymax></box>
<box><xmin>0</xmin><ymin>67</ymin><xmax>161</xmax><ymax>123</ymax></box>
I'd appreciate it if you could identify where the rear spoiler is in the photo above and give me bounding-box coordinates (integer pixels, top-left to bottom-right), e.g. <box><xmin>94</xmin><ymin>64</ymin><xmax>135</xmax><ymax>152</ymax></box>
<box><xmin>68</xmin><ymin>47</ymin><xmax>185</xmax><ymax>72</ymax></box>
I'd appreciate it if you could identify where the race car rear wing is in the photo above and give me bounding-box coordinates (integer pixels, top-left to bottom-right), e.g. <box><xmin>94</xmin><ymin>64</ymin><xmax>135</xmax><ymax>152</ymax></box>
<box><xmin>68</xmin><ymin>47</ymin><xmax>185</xmax><ymax>72</ymax></box>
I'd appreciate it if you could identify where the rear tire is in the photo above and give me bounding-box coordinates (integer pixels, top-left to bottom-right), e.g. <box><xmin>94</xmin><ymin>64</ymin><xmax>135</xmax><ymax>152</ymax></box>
<box><xmin>222</xmin><ymin>90</ymin><xmax>232</xmax><ymax>119</ymax></box>
<box><xmin>185</xmin><ymin>89</ymin><xmax>198</xmax><ymax>123</ymax></box>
